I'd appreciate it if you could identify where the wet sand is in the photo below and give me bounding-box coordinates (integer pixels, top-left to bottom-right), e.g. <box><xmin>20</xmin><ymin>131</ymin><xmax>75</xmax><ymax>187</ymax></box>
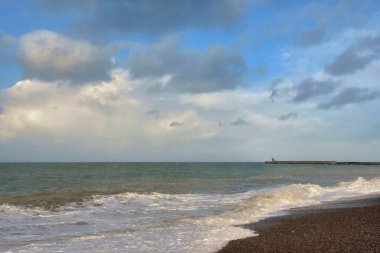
<box><xmin>217</xmin><ymin>196</ymin><xmax>380</xmax><ymax>253</ymax></box>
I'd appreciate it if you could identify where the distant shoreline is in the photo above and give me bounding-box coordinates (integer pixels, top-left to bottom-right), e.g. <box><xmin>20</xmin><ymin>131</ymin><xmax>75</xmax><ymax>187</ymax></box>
<box><xmin>265</xmin><ymin>161</ymin><xmax>380</xmax><ymax>165</ymax></box>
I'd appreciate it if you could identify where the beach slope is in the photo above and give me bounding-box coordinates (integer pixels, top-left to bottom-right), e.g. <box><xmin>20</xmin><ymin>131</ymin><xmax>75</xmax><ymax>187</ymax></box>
<box><xmin>217</xmin><ymin>197</ymin><xmax>380</xmax><ymax>253</ymax></box>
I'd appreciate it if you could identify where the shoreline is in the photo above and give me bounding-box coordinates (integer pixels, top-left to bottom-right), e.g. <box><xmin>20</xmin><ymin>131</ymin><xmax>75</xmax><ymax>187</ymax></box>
<box><xmin>217</xmin><ymin>196</ymin><xmax>380</xmax><ymax>253</ymax></box>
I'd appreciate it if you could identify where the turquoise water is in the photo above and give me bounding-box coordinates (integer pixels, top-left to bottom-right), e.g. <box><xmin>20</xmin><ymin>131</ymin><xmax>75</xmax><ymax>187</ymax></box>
<box><xmin>1</xmin><ymin>163</ymin><xmax>380</xmax><ymax>253</ymax></box>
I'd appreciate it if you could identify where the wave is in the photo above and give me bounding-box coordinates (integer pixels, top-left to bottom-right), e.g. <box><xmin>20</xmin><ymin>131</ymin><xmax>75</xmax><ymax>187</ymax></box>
<box><xmin>2</xmin><ymin>177</ymin><xmax>380</xmax><ymax>224</ymax></box>
<box><xmin>1</xmin><ymin>177</ymin><xmax>380</xmax><ymax>227</ymax></box>
<box><xmin>202</xmin><ymin>176</ymin><xmax>380</xmax><ymax>227</ymax></box>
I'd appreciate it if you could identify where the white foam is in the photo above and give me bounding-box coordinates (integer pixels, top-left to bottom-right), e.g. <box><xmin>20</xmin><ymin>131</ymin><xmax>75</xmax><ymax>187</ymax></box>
<box><xmin>1</xmin><ymin>176</ymin><xmax>380</xmax><ymax>253</ymax></box>
<box><xmin>205</xmin><ymin>176</ymin><xmax>380</xmax><ymax>227</ymax></box>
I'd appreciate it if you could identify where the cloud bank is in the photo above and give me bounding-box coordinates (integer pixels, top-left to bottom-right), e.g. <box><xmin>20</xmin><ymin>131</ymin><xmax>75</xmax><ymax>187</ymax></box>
<box><xmin>1</xmin><ymin>1</ymin><xmax>380</xmax><ymax>161</ymax></box>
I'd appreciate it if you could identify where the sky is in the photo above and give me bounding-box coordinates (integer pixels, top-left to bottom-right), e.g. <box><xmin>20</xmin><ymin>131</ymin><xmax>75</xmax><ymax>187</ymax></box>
<box><xmin>0</xmin><ymin>0</ymin><xmax>380</xmax><ymax>162</ymax></box>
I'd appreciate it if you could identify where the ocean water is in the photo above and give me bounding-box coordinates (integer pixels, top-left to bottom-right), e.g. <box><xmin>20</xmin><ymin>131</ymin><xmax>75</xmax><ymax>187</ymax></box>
<box><xmin>1</xmin><ymin>162</ymin><xmax>380</xmax><ymax>253</ymax></box>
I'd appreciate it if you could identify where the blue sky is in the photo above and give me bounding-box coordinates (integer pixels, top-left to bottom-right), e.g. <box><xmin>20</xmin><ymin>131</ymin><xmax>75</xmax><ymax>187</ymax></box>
<box><xmin>0</xmin><ymin>0</ymin><xmax>380</xmax><ymax>161</ymax></box>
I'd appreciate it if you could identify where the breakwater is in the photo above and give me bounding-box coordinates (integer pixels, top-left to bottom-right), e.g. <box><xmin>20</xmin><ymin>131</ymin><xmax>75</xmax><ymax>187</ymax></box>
<box><xmin>265</xmin><ymin>161</ymin><xmax>380</xmax><ymax>165</ymax></box>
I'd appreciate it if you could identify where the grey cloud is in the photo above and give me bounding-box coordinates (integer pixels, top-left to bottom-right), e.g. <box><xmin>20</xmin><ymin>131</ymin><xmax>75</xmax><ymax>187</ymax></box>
<box><xmin>147</xmin><ymin>109</ymin><xmax>160</xmax><ymax>118</ymax></box>
<box><xmin>269</xmin><ymin>89</ymin><xmax>278</xmax><ymax>102</ymax></box>
<box><xmin>269</xmin><ymin>78</ymin><xmax>284</xmax><ymax>102</ymax></box>
<box><xmin>325</xmin><ymin>35</ymin><xmax>380</xmax><ymax>76</ymax></box>
<box><xmin>147</xmin><ymin>109</ymin><xmax>160</xmax><ymax>115</ymax></box>
<box><xmin>169</xmin><ymin>121</ymin><xmax>184</xmax><ymax>127</ymax></box>
<box><xmin>18</xmin><ymin>30</ymin><xmax>113</xmax><ymax>84</ymax></box>
<box><xmin>38</xmin><ymin>0</ymin><xmax>97</xmax><ymax>10</ymax></box>
<box><xmin>297</xmin><ymin>27</ymin><xmax>324</xmax><ymax>47</ymax></box>
<box><xmin>242</xmin><ymin>1</ymin><xmax>377</xmax><ymax>51</ymax></box>
<box><xmin>39</xmin><ymin>0</ymin><xmax>246</xmax><ymax>36</ymax></box>
<box><xmin>230</xmin><ymin>118</ymin><xmax>250</xmax><ymax>126</ymax></box>
<box><xmin>130</xmin><ymin>39</ymin><xmax>247</xmax><ymax>93</ymax></box>
<box><xmin>318</xmin><ymin>87</ymin><xmax>378</xmax><ymax>110</ymax></box>
<box><xmin>293</xmin><ymin>78</ymin><xmax>339</xmax><ymax>103</ymax></box>
<box><xmin>277</xmin><ymin>112</ymin><xmax>298</xmax><ymax>121</ymax></box>
<box><xmin>129</xmin><ymin>36</ymin><xmax>187</xmax><ymax>79</ymax></box>
<box><xmin>167</xmin><ymin>46</ymin><xmax>247</xmax><ymax>93</ymax></box>
<box><xmin>295</xmin><ymin>1</ymin><xmax>376</xmax><ymax>47</ymax></box>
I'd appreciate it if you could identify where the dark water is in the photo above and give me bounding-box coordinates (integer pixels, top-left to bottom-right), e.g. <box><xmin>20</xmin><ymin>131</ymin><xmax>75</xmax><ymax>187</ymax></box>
<box><xmin>2</xmin><ymin>162</ymin><xmax>379</xmax><ymax>197</ymax></box>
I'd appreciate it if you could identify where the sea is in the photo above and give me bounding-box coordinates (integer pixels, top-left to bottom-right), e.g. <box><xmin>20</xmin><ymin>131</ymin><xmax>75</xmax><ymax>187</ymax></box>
<box><xmin>1</xmin><ymin>162</ymin><xmax>380</xmax><ymax>253</ymax></box>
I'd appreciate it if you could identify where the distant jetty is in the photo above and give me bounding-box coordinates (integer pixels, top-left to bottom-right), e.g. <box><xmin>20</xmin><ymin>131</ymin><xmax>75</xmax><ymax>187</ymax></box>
<box><xmin>265</xmin><ymin>160</ymin><xmax>380</xmax><ymax>165</ymax></box>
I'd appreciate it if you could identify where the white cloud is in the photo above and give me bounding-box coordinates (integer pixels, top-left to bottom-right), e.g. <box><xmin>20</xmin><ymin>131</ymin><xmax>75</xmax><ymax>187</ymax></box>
<box><xmin>180</xmin><ymin>89</ymin><xmax>269</xmax><ymax>110</ymax></box>
<box><xmin>0</xmin><ymin>69</ymin><xmax>219</xmax><ymax>158</ymax></box>
<box><xmin>0</xmin><ymin>70</ymin><xmax>326</xmax><ymax>161</ymax></box>
<box><xmin>0</xmin><ymin>69</ymin><xmax>136</xmax><ymax>140</ymax></box>
<box><xmin>1</xmin><ymin>34</ymin><xmax>379</xmax><ymax>161</ymax></box>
